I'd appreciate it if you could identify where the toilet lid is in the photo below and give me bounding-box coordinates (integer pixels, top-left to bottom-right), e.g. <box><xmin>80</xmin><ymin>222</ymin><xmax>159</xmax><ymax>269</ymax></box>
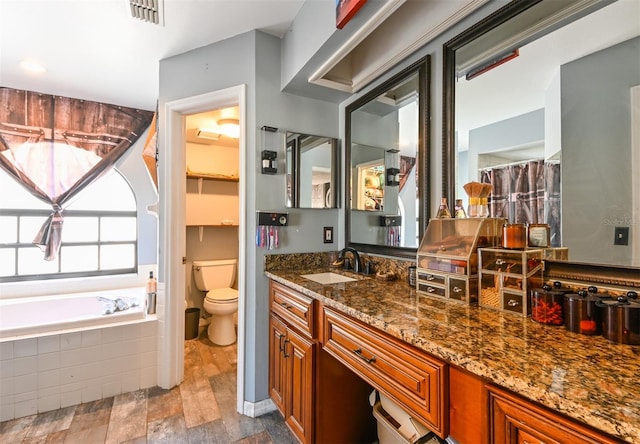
<box><xmin>206</xmin><ymin>288</ymin><xmax>238</xmax><ymax>302</ymax></box>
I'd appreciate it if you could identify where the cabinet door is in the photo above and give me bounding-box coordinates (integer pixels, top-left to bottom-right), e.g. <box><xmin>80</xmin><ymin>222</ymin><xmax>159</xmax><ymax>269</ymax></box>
<box><xmin>285</xmin><ymin>327</ymin><xmax>314</xmax><ymax>444</ymax></box>
<box><xmin>269</xmin><ymin>314</ymin><xmax>288</xmax><ymax>415</ymax></box>
<box><xmin>488</xmin><ymin>385</ymin><xmax>619</xmax><ymax>444</ymax></box>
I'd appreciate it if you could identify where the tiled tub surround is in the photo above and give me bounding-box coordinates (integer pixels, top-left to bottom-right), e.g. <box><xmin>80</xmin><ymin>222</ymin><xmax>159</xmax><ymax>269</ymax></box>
<box><xmin>0</xmin><ymin>320</ymin><xmax>158</xmax><ymax>422</ymax></box>
<box><xmin>265</xmin><ymin>259</ymin><xmax>640</xmax><ymax>442</ymax></box>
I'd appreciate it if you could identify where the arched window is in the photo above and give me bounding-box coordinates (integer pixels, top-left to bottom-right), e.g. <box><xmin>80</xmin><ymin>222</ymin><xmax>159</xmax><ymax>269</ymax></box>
<box><xmin>0</xmin><ymin>168</ymin><xmax>137</xmax><ymax>281</ymax></box>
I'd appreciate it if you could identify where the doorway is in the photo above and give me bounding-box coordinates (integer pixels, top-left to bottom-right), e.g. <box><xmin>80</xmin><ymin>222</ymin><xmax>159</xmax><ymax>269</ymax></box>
<box><xmin>159</xmin><ymin>86</ymin><xmax>247</xmax><ymax>414</ymax></box>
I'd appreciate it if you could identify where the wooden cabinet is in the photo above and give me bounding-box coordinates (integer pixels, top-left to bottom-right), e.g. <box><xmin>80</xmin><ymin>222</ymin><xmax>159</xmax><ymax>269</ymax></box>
<box><xmin>269</xmin><ymin>282</ymin><xmax>315</xmax><ymax>444</ymax></box>
<box><xmin>269</xmin><ymin>281</ymin><xmax>376</xmax><ymax>444</ymax></box>
<box><xmin>487</xmin><ymin>384</ymin><xmax>620</xmax><ymax>444</ymax></box>
<box><xmin>322</xmin><ymin>306</ymin><xmax>448</xmax><ymax>438</ymax></box>
<box><xmin>449</xmin><ymin>367</ymin><xmax>488</xmax><ymax>444</ymax></box>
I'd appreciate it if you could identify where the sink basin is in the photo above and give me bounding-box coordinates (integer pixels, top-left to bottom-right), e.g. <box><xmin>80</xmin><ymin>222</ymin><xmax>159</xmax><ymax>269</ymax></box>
<box><xmin>300</xmin><ymin>272</ymin><xmax>357</xmax><ymax>285</ymax></box>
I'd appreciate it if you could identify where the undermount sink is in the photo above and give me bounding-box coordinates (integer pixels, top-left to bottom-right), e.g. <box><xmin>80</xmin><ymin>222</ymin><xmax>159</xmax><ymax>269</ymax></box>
<box><xmin>300</xmin><ymin>272</ymin><xmax>357</xmax><ymax>285</ymax></box>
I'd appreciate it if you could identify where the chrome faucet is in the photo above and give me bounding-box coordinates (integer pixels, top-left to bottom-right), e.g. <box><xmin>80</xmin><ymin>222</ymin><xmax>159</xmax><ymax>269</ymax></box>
<box><xmin>338</xmin><ymin>247</ymin><xmax>362</xmax><ymax>274</ymax></box>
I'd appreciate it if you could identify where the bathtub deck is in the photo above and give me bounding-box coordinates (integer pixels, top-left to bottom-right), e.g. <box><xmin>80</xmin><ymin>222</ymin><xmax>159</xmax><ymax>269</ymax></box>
<box><xmin>0</xmin><ymin>333</ymin><xmax>296</xmax><ymax>443</ymax></box>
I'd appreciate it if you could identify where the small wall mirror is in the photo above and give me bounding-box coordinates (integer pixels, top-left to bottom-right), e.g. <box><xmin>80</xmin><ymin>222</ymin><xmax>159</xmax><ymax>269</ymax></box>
<box><xmin>346</xmin><ymin>56</ymin><xmax>430</xmax><ymax>257</ymax></box>
<box><xmin>286</xmin><ymin>132</ymin><xmax>339</xmax><ymax>209</ymax></box>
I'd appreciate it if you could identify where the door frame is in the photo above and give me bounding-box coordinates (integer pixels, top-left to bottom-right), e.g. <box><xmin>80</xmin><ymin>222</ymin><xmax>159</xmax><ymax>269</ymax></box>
<box><xmin>159</xmin><ymin>85</ymin><xmax>247</xmax><ymax>414</ymax></box>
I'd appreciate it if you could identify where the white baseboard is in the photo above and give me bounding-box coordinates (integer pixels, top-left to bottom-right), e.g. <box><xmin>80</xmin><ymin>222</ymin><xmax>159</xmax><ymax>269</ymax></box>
<box><xmin>243</xmin><ymin>398</ymin><xmax>276</xmax><ymax>418</ymax></box>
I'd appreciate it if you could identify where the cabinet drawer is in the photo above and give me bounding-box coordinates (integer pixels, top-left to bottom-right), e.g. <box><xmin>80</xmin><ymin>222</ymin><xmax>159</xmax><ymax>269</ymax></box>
<box><xmin>322</xmin><ymin>307</ymin><xmax>447</xmax><ymax>437</ymax></box>
<box><xmin>270</xmin><ymin>281</ymin><xmax>315</xmax><ymax>338</ymax></box>
<box><xmin>417</xmin><ymin>269</ymin><xmax>446</xmax><ymax>285</ymax></box>
<box><xmin>488</xmin><ymin>385</ymin><xmax>619</xmax><ymax>444</ymax></box>
<box><xmin>417</xmin><ymin>282</ymin><xmax>446</xmax><ymax>298</ymax></box>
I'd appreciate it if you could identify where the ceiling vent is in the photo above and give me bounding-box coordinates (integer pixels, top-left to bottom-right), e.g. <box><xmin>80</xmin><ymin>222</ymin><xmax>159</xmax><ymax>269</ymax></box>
<box><xmin>127</xmin><ymin>0</ymin><xmax>164</xmax><ymax>26</ymax></box>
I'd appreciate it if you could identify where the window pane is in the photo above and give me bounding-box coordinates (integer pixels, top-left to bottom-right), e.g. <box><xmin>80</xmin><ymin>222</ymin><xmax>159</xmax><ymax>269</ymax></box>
<box><xmin>18</xmin><ymin>247</ymin><xmax>59</xmax><ymax>275</ymax></box>
<box><xmin>101</xmin><ymin>217</ymin><xmax>136</xmax><ymax>241</ymax></box>
<box><xmin>0</xmin><ymin>170</ymin><xmax>50</xmax><ymax>210</ymax></box>
<box><xmin>62</xmin><ymin>217</ymin><xmax>99</xmax><ymax>242</ymax></box>
<box><xmin>100</xmin><ymin>244</ymin><xmax>135</xmax><ymax>270</ymax></box>
<box><xmin>67</xmin><ymin>169</ymin><xmax>136</xmax><ymax>211</ymax></box>
<box><xmin>19</xmin><ymin>216</ymin><xmax>48</xmax><ymax>243</ymax></box>
<box><xmin>60</xmin><ymin>246</ymin><xmax>98</xmax><ymax>272</ymax></box>
<box><xmin>0</xmin><ymin>217</ymin><xmax>18</xmax><ymax>243</ymax></box>
<box><xmin>0</xmin><ymin>249</ymin><xmax>16</xmax><ymax>276</ymax></box>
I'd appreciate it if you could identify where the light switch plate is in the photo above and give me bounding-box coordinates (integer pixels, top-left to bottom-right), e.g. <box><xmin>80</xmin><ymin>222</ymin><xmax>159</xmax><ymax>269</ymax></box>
<box><xmin>323</xmin><ymin>227</ymin><xmax>333</xmax><ymax>243</ymax></box>
<box><xmin>614</xmin><ymin>226</ymin><xmax>629</xmax><ymax>245</ymax></box>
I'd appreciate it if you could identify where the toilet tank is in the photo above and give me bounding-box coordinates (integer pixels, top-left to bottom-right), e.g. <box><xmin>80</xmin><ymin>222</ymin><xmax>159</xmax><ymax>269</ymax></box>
<box><xmin>192</xmin><ymin>259</ymin><xmax>237</xmax><ymax>291</ymax></box>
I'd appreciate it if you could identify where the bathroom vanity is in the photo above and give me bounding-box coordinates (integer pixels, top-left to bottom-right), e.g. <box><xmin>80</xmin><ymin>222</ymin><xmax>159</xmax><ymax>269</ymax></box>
<box><xmin>265</xmin><ymin>261</ymin><xmax>638</xmax><ymax>443</ymax></box>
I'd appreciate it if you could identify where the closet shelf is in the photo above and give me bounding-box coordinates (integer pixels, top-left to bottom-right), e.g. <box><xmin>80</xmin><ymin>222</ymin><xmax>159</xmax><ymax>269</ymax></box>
<box><xmin>186</xmin><ymin>172</ymin><xmax>239</xmax><ymax>182</ymax></box>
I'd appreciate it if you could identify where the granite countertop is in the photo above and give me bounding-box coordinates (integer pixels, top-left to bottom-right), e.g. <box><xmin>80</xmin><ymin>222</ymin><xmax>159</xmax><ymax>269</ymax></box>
<box><xmin>265</xmin><ymin>267</ymin><xmax>640</xmax><ymax>443</ymax></box>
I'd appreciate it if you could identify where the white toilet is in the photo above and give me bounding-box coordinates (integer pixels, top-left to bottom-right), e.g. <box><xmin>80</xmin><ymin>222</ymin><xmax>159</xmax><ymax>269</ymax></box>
<box><xmin>192</xmin><ymin>259</ymin><xmax>239</xmax><ymax>346</ymax></box>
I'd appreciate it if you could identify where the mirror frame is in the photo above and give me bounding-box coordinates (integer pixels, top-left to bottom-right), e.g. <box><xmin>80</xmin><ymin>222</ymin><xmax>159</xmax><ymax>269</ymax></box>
<box><xmin>442</xmin><ymin>0</ymin><xmax>539</xmax><ymax>203</ymax></box>
<box><xmin>346</xmin><ymin>55</ymin><xmax>431</xmax><ymax>258</ymax></box>
<box><xmin>286</xmin><ymin>132</ymin><xmax>339</xmax><ymax>209</ymax></box>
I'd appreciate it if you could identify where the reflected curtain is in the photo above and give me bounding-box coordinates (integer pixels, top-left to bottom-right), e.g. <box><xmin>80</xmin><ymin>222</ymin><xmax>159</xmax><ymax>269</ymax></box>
<box><xmin>0</xmin><ymin>88</ymin><xmax>154</xmax><ymax>260</ymax></box>
<box><xmin>481</xmin><ymin>159</ymin><xmax>561</xmax><ymax>246</ymax></box>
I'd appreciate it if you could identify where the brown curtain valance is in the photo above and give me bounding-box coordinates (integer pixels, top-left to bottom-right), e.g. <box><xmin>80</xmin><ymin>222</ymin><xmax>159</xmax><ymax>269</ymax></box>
<box><xmin>0</xmin><ymin>87</ymin><xmax>154</xmax><ymax>260</ymax></box>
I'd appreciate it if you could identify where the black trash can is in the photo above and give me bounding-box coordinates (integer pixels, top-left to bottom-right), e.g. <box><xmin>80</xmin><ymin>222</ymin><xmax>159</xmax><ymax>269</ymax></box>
<box><xmin>185</xmin><ymin>308</ymin><xmax>200</xmax><ymax>340</ymax></box>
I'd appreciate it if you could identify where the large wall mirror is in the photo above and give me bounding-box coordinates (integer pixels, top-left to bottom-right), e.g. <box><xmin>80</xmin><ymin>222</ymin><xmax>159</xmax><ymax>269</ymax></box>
<box><xmin>346</xmin><ymin>56</ymin><xmax>430</xmax><ymax>258</ymax></box>
<box><xmin>443</xmin><ymin>0</ymin><xmax>639</xmax><ymax>267</ymax></box>
<box><xmin>286</xmin><ymin>132</ymin><xmax>339</xmax><ymax>208</ymax></box>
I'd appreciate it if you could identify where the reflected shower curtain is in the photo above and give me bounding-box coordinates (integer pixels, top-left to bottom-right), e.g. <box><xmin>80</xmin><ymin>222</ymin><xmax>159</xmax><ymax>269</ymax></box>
<box><xmin>481</xmin><ymin>160</ymin><xmax>561</xmax><ymax>247</ymax></box>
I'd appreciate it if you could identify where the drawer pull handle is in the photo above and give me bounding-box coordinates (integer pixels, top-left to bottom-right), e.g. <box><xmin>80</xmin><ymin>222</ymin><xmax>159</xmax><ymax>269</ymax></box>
<box><xmin>427</xmin><ymin>287</ymin><xmax>436</xmax><ymax>293</ymax></box>
<box><xmin>353</xmin><ymin>348</ymin><xmax>376</xmax><ymax>364</ymax></box>
<box><xmin>280</xmin><ymin>302</ymin><xmax>292</xmax><ymax>310</ymax></box>
<box><xmin>427</xmin><ymin>275</ymin><xmax>435</xmax><ymax>281</ymax></box>
<box><xmin>507</xmin><ymin>299</ymin><xmax>519</xmax><ymax>307</ymax></box>
<box><xmin>496</xmin><ymin>259</ymin><xmax>506</xmax><ymax>265</ymax></box>
<box><xmin>453</xmin><ymin>286</ymin><xmax>462</xmax><ymax>293</ymax></box>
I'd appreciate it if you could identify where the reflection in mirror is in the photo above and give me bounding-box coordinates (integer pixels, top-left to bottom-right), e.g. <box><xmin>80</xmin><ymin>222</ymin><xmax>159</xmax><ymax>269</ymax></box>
<box><xmin>346</xmin><ymin>56</ymin><xmax>429</xmax><ymax>257</ymax></box>
<box><xmin>443</xmin><ymin>0</ymin><xmax>640</xmax><ymax>267</ymax></box>
<box><xmin>285</xmin><ymin>132</ymin><xmax>338</xmax><ymax>209</ymax></box>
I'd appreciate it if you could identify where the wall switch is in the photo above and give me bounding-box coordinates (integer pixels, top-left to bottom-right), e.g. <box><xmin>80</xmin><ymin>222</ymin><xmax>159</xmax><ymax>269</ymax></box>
<box><xmin>323</xmin><ymin>227</ymin><xmax>333</xmax><ymax>243</ymax></box>
<box><xmin>614</xmin><ymin>226</ymin><xmax>629</xmax><ymax>246</ymax></box>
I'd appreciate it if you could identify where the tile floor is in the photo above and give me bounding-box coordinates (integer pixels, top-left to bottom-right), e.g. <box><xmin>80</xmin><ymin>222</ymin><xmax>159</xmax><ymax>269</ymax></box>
<box><xmin>0</xmin><ymin>332</ymin><xmax>297</xmax><ymax>443</ymax></box>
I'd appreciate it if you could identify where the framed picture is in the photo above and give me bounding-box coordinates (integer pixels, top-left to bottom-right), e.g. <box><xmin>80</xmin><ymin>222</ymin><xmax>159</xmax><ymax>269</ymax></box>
<box><xmin>336</xmin><ymin>0</ymin><xmax>367</xmax><ymax>29</ymax></box>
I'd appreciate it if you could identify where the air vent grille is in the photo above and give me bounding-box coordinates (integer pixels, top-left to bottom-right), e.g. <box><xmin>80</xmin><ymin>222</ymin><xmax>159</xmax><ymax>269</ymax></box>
<box><xmin>128</xmin><ymin>0</ymin><xmax>164</xmax><ymax>26</ymax></box>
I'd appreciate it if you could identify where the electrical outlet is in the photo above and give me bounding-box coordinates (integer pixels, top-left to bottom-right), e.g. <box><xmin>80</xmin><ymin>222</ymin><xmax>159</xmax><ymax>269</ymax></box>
<box><xmin>323</xmin><ymin>227</ymin><xmax>333</xmax><ymax>244</ymax></box>
<box><xmin>614</xmin><ymin>226</ymin><xmax>629</xmax><ymax>246</ymax></box>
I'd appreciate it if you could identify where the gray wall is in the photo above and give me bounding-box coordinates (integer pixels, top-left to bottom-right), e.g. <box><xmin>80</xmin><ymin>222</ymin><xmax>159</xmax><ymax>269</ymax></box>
<box><xmin>562</xmin><ymin>36</ymin><xmax>639</xmax><ymax>265</ymax></box>
<box><xmin>159</xmin><ymin>30</ymin><xmax>340</xmax><ymax>403</ymax></box>
<box><xmin>115</xmin><ymin>127</ymin><xmax>158</xmax><ymax>266</ymax></box>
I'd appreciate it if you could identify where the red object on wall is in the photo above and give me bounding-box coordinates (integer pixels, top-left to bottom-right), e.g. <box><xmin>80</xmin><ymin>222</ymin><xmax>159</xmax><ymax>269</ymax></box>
<box><xmin>336</xmin><ymin>0</ymin><xmax>367</xmax><ymax>29</ymax></box>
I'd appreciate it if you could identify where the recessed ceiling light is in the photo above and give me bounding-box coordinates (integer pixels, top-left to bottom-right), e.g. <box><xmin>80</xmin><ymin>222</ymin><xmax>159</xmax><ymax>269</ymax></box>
<box><xmin>20</xmin><ymin>59</ymin><xmax>46</xmax><ymax>74</ymax></box>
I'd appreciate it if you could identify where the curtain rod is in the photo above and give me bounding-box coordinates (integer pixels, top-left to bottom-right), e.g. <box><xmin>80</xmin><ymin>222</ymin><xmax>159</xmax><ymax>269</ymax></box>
<box><xmin>479</xmin><ymin>158</ymin><xmax>559</xmax><ymax>171</ymax></box>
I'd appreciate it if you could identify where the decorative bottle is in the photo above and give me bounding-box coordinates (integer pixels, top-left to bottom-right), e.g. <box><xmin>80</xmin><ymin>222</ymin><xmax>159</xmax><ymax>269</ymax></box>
<box><xmin>454</xmin><ymin>199</ymin><xmax>467</xmax><ymax>218</ymax></box>
<box><xmin>146</xmin><ymin>271</ymin><xmax>157</xmax><ymax>314</ymax></box>
<box><xmin>436</xmin><ymin>197</ymin><xmax>452</xmax><ymax>218</ymax></box>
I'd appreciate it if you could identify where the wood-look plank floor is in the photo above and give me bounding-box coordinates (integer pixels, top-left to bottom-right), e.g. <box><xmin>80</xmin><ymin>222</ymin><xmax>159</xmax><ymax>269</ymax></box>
<box><xmin>0</xmin><ymin>332</ymin><xmax>297</xmax><ymax>444</ymax></box>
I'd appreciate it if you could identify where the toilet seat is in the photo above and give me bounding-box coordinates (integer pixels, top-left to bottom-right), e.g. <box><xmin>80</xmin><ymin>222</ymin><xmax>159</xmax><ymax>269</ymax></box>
<box><xmin>205</xmin><ymin>288</ymin><xmax>238</xmax><ymax>302</ymax></box>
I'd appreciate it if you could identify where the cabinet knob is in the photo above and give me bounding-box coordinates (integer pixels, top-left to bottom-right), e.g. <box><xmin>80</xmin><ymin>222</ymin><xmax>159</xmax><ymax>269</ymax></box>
<box><xmin>453</xmin><ymin>286</ymin><xmax>462</xmax><ymax>293</ymax></box>
<box><xmin>507</xmin><ymin>299</ymin><xmax>519</xmax><ymax>307</ymax></box>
